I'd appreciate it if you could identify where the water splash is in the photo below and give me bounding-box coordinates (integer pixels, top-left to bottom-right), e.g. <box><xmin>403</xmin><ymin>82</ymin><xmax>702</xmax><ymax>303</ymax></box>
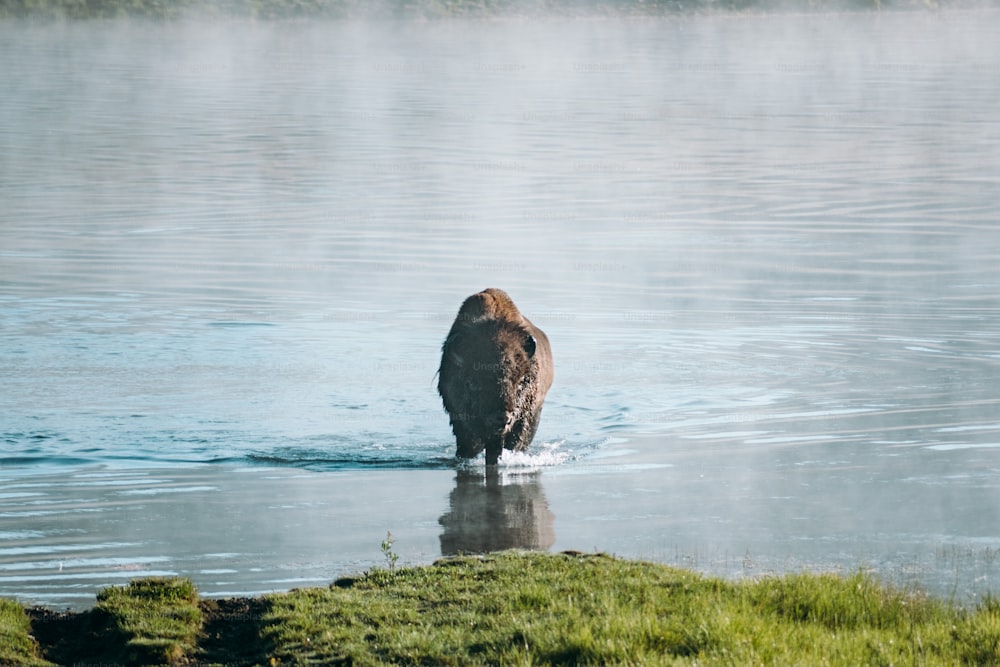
<box><xmin>447</xmin><ymin>438</ymin><xmax>608</xmax><ymax>473</ymax></box>
<box><xmin>496</xmin><ymin>440</ymin><xmax>573</xmax><ymax>468</ymax></box>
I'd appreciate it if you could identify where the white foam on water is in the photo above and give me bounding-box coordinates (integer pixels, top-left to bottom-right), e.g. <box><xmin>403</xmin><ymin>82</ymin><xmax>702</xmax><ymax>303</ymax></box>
<box><xmin>496</xmin><ymin>450</ymin><xmax>569</xmax><ymax>469</ymax></box>
<box><xmin>450</xmin><ymin>439</ymin><xmax>588</xmax><ymax>473</ymax></box>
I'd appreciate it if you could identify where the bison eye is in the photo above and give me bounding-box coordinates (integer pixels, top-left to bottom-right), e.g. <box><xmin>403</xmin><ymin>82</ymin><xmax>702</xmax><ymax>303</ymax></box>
<box><xmin>524</xmin><ymin>334</ymin><xmax>537</xmax><ymax>358</ymax></box>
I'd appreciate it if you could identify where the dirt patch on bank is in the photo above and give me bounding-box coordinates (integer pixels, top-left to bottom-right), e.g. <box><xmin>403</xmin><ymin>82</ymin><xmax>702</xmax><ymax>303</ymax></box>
<box><xmin>27</xmin><ymin>597</ymin><xmax>272</xmax><ymax>666</ymax></box>
<box><xmin>197</xmin><ymin>597</ymin><xmax>273</xmax><ymax>665</ymax></box>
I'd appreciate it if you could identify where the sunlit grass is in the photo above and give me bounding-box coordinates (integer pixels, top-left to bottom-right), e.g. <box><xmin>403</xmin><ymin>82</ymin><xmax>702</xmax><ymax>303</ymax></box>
<box><xmin>261</xmin><ymin>551</ymin><xmax>1000</xmax><ymax>666</ymax></box>
<box><xmin>94</xmin><ymin>576</ymin><xmax>202</xmax><ymax>665</ymax></box>
<box><xmin>4</xmin><ymin>553</ymin><xmax>1000</xmax><ymax>665</ymax></box>
<box><xmin>0</xmin><ymin>599</ymin><xmax>54</xmax><ymax>667</ymax></box>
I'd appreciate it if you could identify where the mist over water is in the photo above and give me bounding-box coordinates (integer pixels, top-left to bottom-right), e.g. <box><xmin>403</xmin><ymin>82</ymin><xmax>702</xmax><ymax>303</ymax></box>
<box><xmin>2</xmin><ymin>9</ymin><xmax>1000</xmax><ymax>608</ymax></box>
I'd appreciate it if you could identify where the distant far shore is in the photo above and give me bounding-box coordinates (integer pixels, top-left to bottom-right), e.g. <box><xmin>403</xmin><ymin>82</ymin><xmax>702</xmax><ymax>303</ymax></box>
<box><xmin>0</xmin><ymin>0</ymin><xmax>989</xmax><ymax>20</ymax></box>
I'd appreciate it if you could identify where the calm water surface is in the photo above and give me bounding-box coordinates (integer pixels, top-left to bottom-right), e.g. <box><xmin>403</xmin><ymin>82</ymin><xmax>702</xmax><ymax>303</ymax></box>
<box><xmin>2</xmin><ymin>10</ymin><xmax>1000</xmax><ymax>609</ymax></box>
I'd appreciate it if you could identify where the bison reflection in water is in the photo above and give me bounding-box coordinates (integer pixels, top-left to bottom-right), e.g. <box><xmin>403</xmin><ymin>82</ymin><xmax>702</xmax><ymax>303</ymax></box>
<box><xmin>439</xmin><ymin>469</ymin><xmax>555</xmax><ymax>555</ymax></box>
<box><xmin>438</xmin><ymin>288</ymin><xmax>554</xmax><ymax>466</ymax></box>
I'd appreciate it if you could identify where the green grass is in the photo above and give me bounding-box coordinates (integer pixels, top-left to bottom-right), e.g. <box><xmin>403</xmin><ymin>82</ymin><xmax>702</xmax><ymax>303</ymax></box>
<box><xmin>261</xmin><ymin>551</ymin><xmax>1000</xmax><ymax>666</ymax></box>
<box><xmin>94</xmin><ymin>576</ymin><xmax>202</xmax><ymax>665</ymax></box>
<box><xmin>5</xmin><ymin>553</ymin><xmax>1000</xmax><ymax>665</ymax></box>
<box><xmin>0</xmin><ymin>599</ymin><xmax>54</xmax><ymax>667</ymax></box>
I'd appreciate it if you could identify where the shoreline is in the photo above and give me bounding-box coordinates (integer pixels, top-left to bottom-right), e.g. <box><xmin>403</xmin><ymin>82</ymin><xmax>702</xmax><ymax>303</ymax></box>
<box><xmin>0</xmin><ymin>0</ymin><xmax>986</xmax><ymax>20</ymax></box>
<box><xmin>3</xmin><ymin>459</ymin><xmax>1000</xmax><ymax>614</ymax></box>
<box><xmin>5</xmin><ymin>551</ymin><xmax>1000</xmax><ymax>666</ymax></box>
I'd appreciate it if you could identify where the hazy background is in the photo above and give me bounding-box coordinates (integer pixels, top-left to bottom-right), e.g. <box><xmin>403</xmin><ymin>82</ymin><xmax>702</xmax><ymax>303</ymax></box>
<box><xmin>2</xmin><ymin>8</ymin><xmax>1000</xmax><ymax>608</ymax></box>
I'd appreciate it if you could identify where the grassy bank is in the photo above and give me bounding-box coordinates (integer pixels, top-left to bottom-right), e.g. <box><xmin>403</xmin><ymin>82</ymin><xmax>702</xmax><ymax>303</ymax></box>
<box><xmin>4</xmin><ymin>551</ymin><xmax>1000</xmax><ymax>665</ymax></box>
<box><xmin>0</xmin><ymin>0</ymin><xmax>974</xmax><ymax>20</ymax></box>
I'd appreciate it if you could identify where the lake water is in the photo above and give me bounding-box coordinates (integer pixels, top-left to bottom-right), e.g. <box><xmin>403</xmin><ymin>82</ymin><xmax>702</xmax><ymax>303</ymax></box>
<box><xmin>3</xmin><ymin>9</ymin><xmax>1000</xmax><ymax>610</ymax></box>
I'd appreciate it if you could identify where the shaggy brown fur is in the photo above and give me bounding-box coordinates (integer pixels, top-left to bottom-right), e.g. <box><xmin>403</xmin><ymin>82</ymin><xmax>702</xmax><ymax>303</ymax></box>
<box><xmin>438</xmin><ymin>288</ymin><xmax>553</xmax><ymax>465</ymax></box>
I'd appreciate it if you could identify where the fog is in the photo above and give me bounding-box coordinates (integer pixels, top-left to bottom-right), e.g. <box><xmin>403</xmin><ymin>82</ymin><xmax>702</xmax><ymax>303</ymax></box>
<box><xmin>2</xmin><ymin>6</ymin><xmax>1000</xmax><ymax>607</ymax></box>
